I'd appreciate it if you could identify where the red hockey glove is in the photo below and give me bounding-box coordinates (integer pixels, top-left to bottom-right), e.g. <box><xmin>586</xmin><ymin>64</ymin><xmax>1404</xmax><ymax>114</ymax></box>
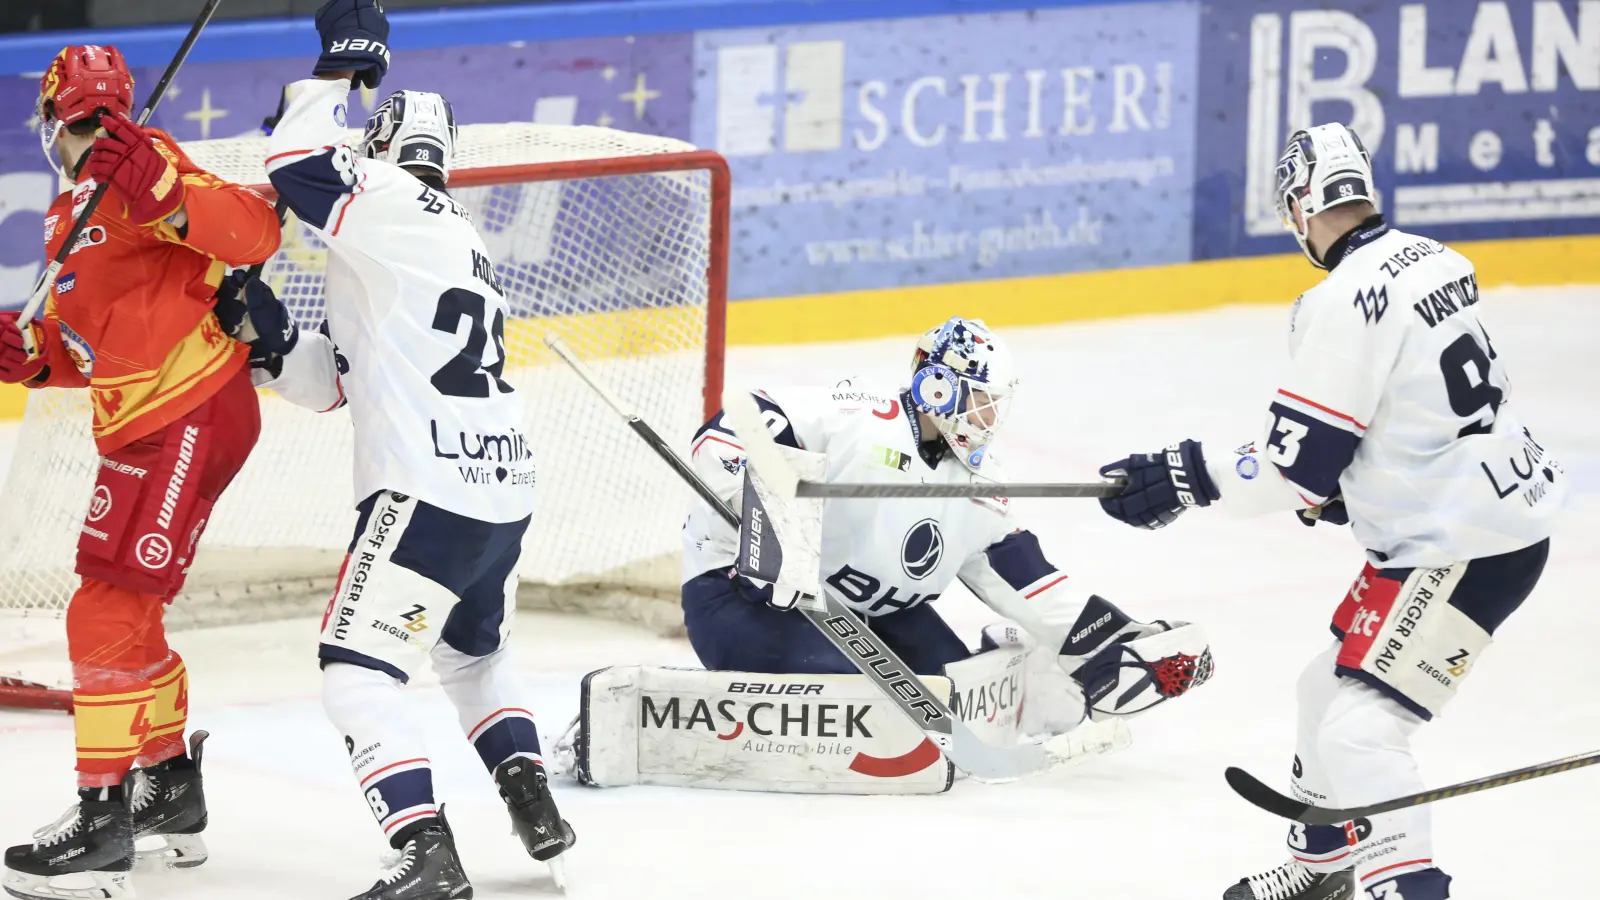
<box><xmin>0</xmin><ymin>312</ymin><xmax>45</xmax><ymax>384</ymax></box>
<box><xmin>83</xmin><ymin>113</ymin><xmax>186</xmax><ymax>226</ymax></box>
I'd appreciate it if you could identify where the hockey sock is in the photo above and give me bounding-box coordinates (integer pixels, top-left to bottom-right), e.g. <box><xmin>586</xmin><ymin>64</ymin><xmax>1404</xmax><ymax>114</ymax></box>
<box><xmin>66</xmin><ymin>579</ymin><xmax>176</xmax><ymax>787</ymax></box>
<box><xmin>434</xmin><ymin>645</ymin><xmax>543</xmax><ymax>772</ymax></box>
<box><xmin>322</xmin><ymin>662</ymin><xmax>441</xmax><ymax>847</ymax></box>
<box><xmin>136</xmin><ymin>654</ymin><xmax>189</xmax><ymax>768</ymax></box>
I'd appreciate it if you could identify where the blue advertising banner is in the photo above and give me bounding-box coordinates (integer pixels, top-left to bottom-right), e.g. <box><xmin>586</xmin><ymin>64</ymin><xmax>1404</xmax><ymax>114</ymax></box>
<box><xmin>692</xmin><ymin>2</ymin><xmax>1199</xmax><ymax>300</ymax></box>
<box><xmin>0</xmin><ymin>35</ymin><xmax>694</xmax><ymax>302</ymax></box>
<box><xmin>1194</xmin><ymin>0</ymin><xmax>1600</xmax><ymax>261</ymax></box>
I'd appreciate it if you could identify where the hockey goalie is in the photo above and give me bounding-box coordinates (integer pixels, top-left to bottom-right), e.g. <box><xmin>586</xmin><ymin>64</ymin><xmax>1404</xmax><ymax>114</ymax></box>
<box><xmin>566</xmin><ymin>316</ymin><xmax>1214</xmax><ymax>794</ymax></box>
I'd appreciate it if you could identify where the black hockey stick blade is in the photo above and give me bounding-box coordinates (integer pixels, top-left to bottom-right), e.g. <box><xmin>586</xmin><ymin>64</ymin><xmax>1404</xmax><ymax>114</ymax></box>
<box><xmin>795</xmin><ymin>480</ymin><xmax>1123</xmax><ymax>499</ymax></box>
<box><xmin>1227</xmin><ymin>748</ymin><xmax>1600</xmax><ymax>826</ymax></box>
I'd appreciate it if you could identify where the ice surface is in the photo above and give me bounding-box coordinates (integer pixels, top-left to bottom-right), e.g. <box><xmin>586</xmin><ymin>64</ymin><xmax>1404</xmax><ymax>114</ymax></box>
<box><xmin>3</xmin><ymin>286</ymin><xmax>1597</xmax><ymax>898</ymax></box>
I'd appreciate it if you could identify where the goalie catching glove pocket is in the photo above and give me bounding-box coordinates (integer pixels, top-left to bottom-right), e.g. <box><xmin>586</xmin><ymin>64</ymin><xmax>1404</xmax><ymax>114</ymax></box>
<box><xmin>213</xmin><ymin>272</ymin><xmax>298</xmax><ymax>372</ymax></box>
<box><xmin>1056</xmin><ymin>596</ymin><xmax>1214</xmax><ymax>720</ymax></box>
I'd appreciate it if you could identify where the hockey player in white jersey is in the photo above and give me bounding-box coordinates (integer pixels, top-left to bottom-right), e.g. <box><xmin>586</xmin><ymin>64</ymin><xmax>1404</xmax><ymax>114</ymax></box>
<box><xmin>681</xmin><ymin>316</ymin><xmax>1214</xmax><ymax>729</ymax></box>
<box><xmin>215</xmin><ymin>2</ymin><xmax>572</xmax><ymax>897</ymax></box>
<box><xmin>1095</xmin><ymin>124</ymin><xmax>1566</xmax><ymax>900</ymax></box>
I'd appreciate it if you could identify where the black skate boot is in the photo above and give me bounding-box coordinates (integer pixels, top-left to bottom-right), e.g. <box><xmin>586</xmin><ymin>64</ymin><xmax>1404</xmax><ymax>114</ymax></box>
<box><xmin>350</xmin><ymin>810</ymin><xmax>471</xmax><ymax>900</ymax></box>
<box><xmin>1223</xmin><ymin>859</ymin><xmax>1356</xmax><ymax>900</ymax></box>
<box><xmin>127</xmin><ymin>730</ymin><xmax>209</xmax><ymax>869</ymax></box>
<box><xmin>3</xmin><ymin>797</ymin><xmax>135</xmax><ymax>900</ymax></box>
<box><xmin>493</xmin><ymin>758</ymin><xmax>574</xmax><ymax>888</ymax></box>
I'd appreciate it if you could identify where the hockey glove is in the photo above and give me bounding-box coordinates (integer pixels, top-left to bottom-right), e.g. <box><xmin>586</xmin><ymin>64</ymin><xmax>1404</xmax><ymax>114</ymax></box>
<box><xmin>1298</xmin><ymin>496</ymin><xmax>1350</xmax><ymax>527</ymax></box>
<box><xmin>0</xmin><ymin>312</ymin><xmax>45</xmax><ymax>384</ymax></box>
<box><xmin>83</xmin><ymin>113</ymin><xmax>185</xmax><ymax>227</ymax></box>
<box><xmin>213</xmin><ymin>272</ymin><xmax>299</xmax><ymax>368</ymax></box>
<box><xmin>313</xmin><ymin>0</ymin><xmax>391</xmax><ymax>89</ymax></box>
<box><xmin>1098</xmin><ymin>439</ymin><xmax>1218</xmax><ymax>530</ymax></box>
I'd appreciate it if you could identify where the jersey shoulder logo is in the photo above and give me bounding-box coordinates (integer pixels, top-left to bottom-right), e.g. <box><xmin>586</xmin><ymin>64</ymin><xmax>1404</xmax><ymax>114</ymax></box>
<box><xmin>901</xmin><ymin>518</ymin><xmax>943</xmax><ymax>580</ymax></box>
<box><xmin>1353</xmin><ymin>285</ymin><xmax>1388</xmax><ymax>324</ymax></box>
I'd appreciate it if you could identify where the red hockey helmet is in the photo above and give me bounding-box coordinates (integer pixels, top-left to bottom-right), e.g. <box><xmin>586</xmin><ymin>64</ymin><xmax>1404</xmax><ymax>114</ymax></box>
<box><xmin>38</xmin><ymin>45</ymin><xmax>134</xmax><ymax>128</ymax></box>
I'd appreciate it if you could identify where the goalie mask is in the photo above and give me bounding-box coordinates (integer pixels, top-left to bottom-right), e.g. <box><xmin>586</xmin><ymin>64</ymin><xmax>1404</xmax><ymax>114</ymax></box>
<box><xmin>1275</xmin><ymin>122</ymin><xmax>1376</xmax><ymax>269</ymax></box>
<box><xmin>909</xmin><ymin>317</ymin><xmax>1018</xmax><ymax>472</ymax></box>
<box><xmin>361</xmin><ymin>90</ymin><xmax>458</xmax><ymax>182</ymax></box>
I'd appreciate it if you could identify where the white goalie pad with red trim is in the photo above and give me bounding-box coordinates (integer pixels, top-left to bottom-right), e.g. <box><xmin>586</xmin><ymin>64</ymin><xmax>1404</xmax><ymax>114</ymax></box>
<box><xmin>573</xmin><ymin>666</ymin><xmax>955</xmax><ymax>794</ymax></box>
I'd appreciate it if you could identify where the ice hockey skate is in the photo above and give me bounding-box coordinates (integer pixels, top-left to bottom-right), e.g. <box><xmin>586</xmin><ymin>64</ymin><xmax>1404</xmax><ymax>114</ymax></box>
<box><xmin>1223</xmin><ymin>859</ymin><xmax>1355</xmax><ymax>900</ymax></box>
<box><xmin>3</xmin><ymin>798</ymin><xmax>134</xmax><ymax>900</ymax></box>
<box><xmin>350</xmin><ymin>811</ymin><xmax>471</xmax><ymax>900</ymax></box>
<box><xmin>494</xmin><ymin>758</ymin><xmax>575</xmax><ymax>890</ymax></box>
<box><xmin>127</xmin><ymin>731</ymin><xmax>209</xmax><ymax>870</ymax></box>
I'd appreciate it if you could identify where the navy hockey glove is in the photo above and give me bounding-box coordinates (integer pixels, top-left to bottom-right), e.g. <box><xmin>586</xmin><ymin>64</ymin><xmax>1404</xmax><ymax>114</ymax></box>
<box><xmin>214</xmin><ymin>271</ymin><xmax>298</xmax><ymax>370</ymax></box>
<box><xmin>313</xmin><ymin>0</ymin><xmax>391</xmax><ymax>89</ymax></box>
<box><xmin>1298</xmin><ymin>496</ymin><xmax>1350</xmax><ymax>527</ymax></box>
<box><xmin>1098</xmin><ymin>440</ymin><xmax>1219</xmax><ymax>530</ymax></box>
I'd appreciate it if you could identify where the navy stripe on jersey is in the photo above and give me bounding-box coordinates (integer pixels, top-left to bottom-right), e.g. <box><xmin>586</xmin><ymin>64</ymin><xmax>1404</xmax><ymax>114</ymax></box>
<box><xmin>983</xmin><ymin>530</ymin><xmax>1058</xmax><ymax>591</ymax></box>
<box><xmin>694</xmin><ymin>393</ymin><xmax>803</xmax><ymax>449</ymax></box>
<box><xmin>267</xmin><ymin>150</ymin><xmax>354</xmax><ymax>231</ymax></box>
<box><xmin>1266</xmin><ymin>400</ymin><xmax>1361</xmax><ymax>503</ymax></box>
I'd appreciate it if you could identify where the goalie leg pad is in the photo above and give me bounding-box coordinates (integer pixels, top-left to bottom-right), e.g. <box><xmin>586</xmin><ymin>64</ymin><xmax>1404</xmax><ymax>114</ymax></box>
<box><xmin>1076</xmin><ymin>622</ymin><xmax>1213</xmax><ymax>718</ymax></box>
<box><xmin>573</xmin><ymin>665</ymin><xmax>954</xmax><ymax>794</ymax></box>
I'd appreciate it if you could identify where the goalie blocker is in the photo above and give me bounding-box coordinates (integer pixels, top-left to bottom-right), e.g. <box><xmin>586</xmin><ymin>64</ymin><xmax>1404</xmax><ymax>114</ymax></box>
<box><xmin>568</xmin><ymin>644</ymin><xmax>1028</xmax><ymax>794</ymax></box>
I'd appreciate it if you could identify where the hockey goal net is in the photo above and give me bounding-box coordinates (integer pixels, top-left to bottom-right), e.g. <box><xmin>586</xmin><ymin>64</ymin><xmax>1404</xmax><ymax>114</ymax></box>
<box><xmin>0</xmin><ymin>123</ymin><xmax>729</xmax><ymax>707</ymax></box>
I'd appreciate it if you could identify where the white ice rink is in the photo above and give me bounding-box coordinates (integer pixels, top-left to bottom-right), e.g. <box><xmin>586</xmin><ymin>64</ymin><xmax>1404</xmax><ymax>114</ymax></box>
<box><xmin>2</xmin><ymin>286</ymin><xmax>1598</xmax><ymax>899</ymax></box>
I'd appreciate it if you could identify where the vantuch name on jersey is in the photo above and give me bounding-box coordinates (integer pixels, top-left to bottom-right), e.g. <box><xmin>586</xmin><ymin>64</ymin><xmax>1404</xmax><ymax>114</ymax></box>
<box><xmin>1413</xmin><ymin>273</ymin><xmax>1480</xmax><ymax>328</ymax></box>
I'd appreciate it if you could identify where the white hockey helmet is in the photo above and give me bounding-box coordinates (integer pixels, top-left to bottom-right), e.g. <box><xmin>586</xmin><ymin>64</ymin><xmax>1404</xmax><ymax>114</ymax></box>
<box><xmin>909</xmin><ymin>316</ymin><xmax>1019</xmax><ymax>472</ymax></box>
<box><xmin>360</xmin><ymin>90</ymin><xmax>458</xmax><ymax>182</ymax></box>
<box><xmin>1275</xmin><ymin>123</ymin><xmax>1376</xmax><ymax>268</ymax></box>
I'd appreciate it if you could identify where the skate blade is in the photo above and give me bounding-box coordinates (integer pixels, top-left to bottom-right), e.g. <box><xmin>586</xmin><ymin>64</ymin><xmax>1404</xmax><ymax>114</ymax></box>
<box><xmin>545</xmin><ymin>855</ymin><xmax>567</xmax><ymax>893</ymax></box>
<box><xmin>3</xmin><ymin>868</ymin><xmax>133</xmax><ymax>900</ymax></box>
<box><xmin>133</xmin><ymin>832</ymin><xmax>207</xmax><ymax>871</ymax></box>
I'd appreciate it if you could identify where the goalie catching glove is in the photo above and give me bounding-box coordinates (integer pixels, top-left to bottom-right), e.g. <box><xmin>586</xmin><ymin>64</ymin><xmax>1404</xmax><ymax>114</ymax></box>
<box><xmin>1056</xmin><ymin>596</ymin><xmax>1214</xmax><ymax>720</ymax></box>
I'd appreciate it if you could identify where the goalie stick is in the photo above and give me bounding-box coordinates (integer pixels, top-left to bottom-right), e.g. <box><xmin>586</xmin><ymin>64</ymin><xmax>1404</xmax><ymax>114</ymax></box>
<box><xmin>1225</xmin><ymin>749</ymin><xmax>1600</xmax><ymax>826</ymax></box>
<box><xmin>545</xmin><ymin>332</ymin><xmax>1126</xmax><ymax>781</ymax></box>
<box><xmin>19</xmin><ymin>0</ymin><xmax>224</xmax><ymax>348</ymax></box>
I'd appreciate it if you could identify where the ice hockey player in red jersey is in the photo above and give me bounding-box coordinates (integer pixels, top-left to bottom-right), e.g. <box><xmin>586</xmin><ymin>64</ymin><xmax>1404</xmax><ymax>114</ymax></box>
<box><xmin>0</xmin><ymin>44</ymin><xmax>281</xmax><ymax>900</ymax></box>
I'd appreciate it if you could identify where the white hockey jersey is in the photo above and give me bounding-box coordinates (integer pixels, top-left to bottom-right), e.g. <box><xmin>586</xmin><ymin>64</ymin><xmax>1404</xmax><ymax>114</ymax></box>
<box><xmin>260</xmin><ymin>78</ymin><xmax>535</xmax><ymax>524</ymax></box>
<box><xmin>1208</xmin><ymin>219</ymin><xmax>1567</xmax><ymax>568</ymax></box>
<box><xmin>684</xmin><ymin>378</ymin><xmax>1118</xmax><ymax>659</ymax></box>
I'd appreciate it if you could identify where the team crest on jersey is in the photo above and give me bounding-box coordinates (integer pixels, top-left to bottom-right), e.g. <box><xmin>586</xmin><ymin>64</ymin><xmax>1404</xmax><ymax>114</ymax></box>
<box><xmin>57</xmin><ymin>320</ymin><xmax>95</xmax><ymax>375</ymax></box>
<box><xmin>1234</xmin><ymin>442</ymin><xmax>1261</xmax><ymax>480</ymax></box>
<box><xmin>720</xmin><ymin>455</ymin><xmax>746</xmax><ymax>476</ymax></box>
<box><xmin>900</xmin><ymin>518</ymin><xmax>944</xmax><ymax>580</ymax></box>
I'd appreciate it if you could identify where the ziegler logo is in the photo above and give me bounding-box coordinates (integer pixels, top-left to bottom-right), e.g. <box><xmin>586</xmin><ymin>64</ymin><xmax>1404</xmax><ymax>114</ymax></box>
<box><xmin>399</xmin><ymin>604</ymin><xmax>428</xmax><ymax>633</ymax></box>
<box><xmin>1445</xmin><ymin>649</ymin><xmax>1471</xmax><ymax>678</ymax></box>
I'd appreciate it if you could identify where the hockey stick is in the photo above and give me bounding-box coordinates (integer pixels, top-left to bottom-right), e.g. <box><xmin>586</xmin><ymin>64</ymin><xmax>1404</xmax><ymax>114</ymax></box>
<box><xmin>1225</xmin><ymin>750</ymin><xmax>1600</xmax><ymax>826</ymax></box>
<box><xmin>545</xmin><ymin>337</ymin><xmax>1125</xmax><ymax>782</ymax></box>
<box><xmin>19</xmin><ymin>0</ymin><xmax>224</xmax><ymax>346</ymax></box>
<box><xmin>797</xmin><ymin>481</ymin><xmax>1122</xmax><ymax>499</ymax></box>
<box><xmin>733</xmin><ymin>427</ymin><xmax>1121</xmax><ymax>500</ymax></box>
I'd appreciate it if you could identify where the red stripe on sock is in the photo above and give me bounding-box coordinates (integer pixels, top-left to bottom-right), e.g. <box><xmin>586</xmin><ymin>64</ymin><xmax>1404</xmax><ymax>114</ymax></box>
<box><xmin>360</xmin><ymin>757</ymin><xmax>429</xmax><ymax>787</ymax></box>
<box><xmin>468</xmin><ymin>708</ymin><xmax>534</xmax><ymax>742</ymax></box>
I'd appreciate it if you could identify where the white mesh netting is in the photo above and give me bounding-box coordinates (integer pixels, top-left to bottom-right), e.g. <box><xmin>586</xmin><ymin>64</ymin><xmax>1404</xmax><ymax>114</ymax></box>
<box><xmin>0</xmin><ymin>123</ymin><xmax>725</xmax><ymax>641</ymax></box>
